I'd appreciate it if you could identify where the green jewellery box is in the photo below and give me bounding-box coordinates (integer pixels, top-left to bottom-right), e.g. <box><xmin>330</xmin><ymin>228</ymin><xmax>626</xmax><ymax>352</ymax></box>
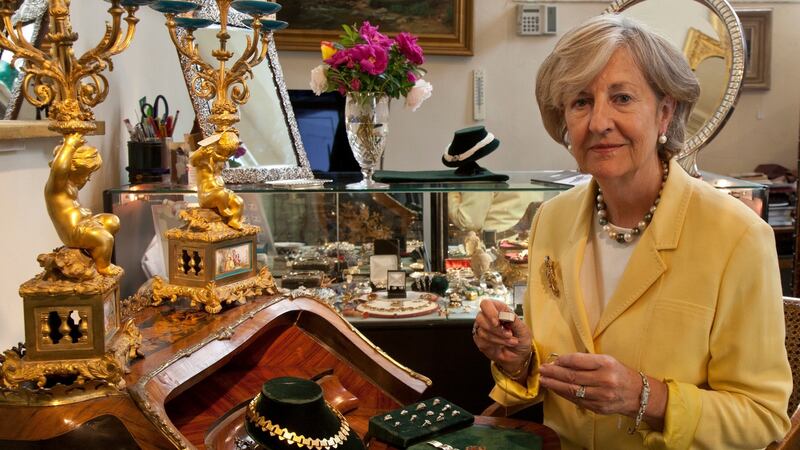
<box><xmin>368</xmin><ymin>397</ymin><xmax>474</xmax><ymax>448</ymax></box>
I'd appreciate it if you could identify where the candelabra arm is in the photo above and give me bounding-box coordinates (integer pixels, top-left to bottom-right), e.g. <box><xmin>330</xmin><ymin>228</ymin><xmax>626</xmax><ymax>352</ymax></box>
<box><xmin>248</xmin><ymin>32</ymin><xmax>270</xmax><ymax>73</ymax></box>
<box><xmin>80</xmin><ymin>1</ymin><xmax>124</xmax><ymax>63</ymax></box>
<box><xmin>225</xmin><ymin>27</ymin><xmax>269</xmax><ymax>108</ymax></box>
<box><xmin>228</xmin><ymin>25</ymin><xmax>260</xmax><ymax>75</ymax></box>
<box><xmin>106</xmin><ymin>9</ymin><xmax>140</xmax><ymax>57</ymax></box>
<box><xmin>0</xmin><ymin>15</ymin><xmax>64</xmax><ymax>111</ymax></box>
<box><xmin>21</xmin><ymin>67</ymin><xmax>60</xmax><ymax>108</ymax></box>
<box><xmin>166</xmin><ymin>18</ymin><xmax>214</xmax><ymax>76</ymax></box>
<box><xmin>0</xmin><ymin>15</ymin><xmax>48</xmax><ymax>66</ymax></box>
<box><xmin>77</xmin><ymin>4</ymin><xmax>137</xmax><ymax>72</ymax></box>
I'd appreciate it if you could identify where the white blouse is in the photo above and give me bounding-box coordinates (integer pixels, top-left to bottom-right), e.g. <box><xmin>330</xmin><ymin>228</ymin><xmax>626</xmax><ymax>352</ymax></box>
<box><xmin>580</xmin><ymin>219</ymin><xmax>638</xmax><ymax>331</ymax></box>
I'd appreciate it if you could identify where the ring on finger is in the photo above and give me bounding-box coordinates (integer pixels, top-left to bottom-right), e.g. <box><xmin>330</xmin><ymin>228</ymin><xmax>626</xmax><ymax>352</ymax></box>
<box><xmin>472</xmin><ymin>323</ymin><xmax>479</xmax><ymax>337</ymax></box>
<box><xmin>575</xmin><ymin>385</ymin><xmax>586</xmax><ymax>399</ymax></box>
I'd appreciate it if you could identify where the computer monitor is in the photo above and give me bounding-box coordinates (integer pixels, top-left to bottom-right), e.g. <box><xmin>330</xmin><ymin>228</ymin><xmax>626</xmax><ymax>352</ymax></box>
<box><xmin>288</xmin><ymin>89</ymin><xmax>358</xmax><ymax>173</ymax></box>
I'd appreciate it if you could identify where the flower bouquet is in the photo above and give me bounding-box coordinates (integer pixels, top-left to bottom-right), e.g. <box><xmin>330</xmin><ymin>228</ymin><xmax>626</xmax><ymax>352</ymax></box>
<box><xmin>310</xmin><ymin>22</ymin><xmax>433</xmax><ymax>189</ymax></box>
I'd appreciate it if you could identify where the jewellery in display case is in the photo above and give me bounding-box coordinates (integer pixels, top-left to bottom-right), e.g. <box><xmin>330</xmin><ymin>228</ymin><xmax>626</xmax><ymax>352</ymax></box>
<box><xmin>406</xmin><ymin>239</ymin><xmax>424</xmax><ymax>254</ymax></box>
<box><xmin>370</xmin><ymin>254</ymin><xmax>399</xmax><ymax>288</ymax></box>
<box><xmin>410</xmin><ymin>272</ymin><xmax>433</xmax><ymax>292</ymax></box>
<box><xmin>274</xmin><ymin>242</ymin><xmax>304</xmax><ymax>257</ymax></box>
<box><xmin>323</xmin><ymin>241</ymin><xmax>357</xmax><ymax>255</ymax></box>
<box><xmin>387</xmin><ymin>270</ymin><xmax>407</xmax><ymax>299</ymax></box>
<box><xmin>448</xmin><ymin>293</ymin><xmax>463</xmax><ymax>308</ymax></box>
<box><xmin>355</xmin><ymin>293</ymin><xmax>439</xmax><ymax>319</ymax></box>
<box><xmin>356</xmin><ymin>281</ymin><xmax>373</xmax><ymax>296</ymax></box>
<box><xmin>281</xmin><ymin>271</ymin><xmax>325</xmax><ymax>290</ymax></box>
<box><xmin>290</xmin><ymin>257</ymin><xmax>334</xmax><ymax>273</ymax></box>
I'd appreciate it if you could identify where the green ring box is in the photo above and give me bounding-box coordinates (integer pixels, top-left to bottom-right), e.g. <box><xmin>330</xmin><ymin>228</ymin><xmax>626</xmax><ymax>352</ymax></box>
<box><xmin>368</xmin><ymin>397</ymin><xmax>474</xmax><ymax>448</ymax></box>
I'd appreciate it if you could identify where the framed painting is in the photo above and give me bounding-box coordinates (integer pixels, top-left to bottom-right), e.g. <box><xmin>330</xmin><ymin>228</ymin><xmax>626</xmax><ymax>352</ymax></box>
<box><xmin>274</xmin><ymin>0</ymin><xmax>473</xmax><ymax>56</ymax></box>
<box><xmin>737</xmin><ymin>8</ymin><xmax>771</xmax><ymax>90</ymax></box>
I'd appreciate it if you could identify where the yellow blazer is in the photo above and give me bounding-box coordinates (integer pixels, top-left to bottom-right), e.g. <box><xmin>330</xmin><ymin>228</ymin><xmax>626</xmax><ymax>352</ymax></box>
<box><xmin>491</xmin><ymin>159</ymin><xmax>792</xmax><ymax>449</ymax></box>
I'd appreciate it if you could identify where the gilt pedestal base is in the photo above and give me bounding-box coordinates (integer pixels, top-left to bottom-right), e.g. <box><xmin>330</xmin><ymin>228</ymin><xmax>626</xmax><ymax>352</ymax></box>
<box><xmin>151</xmin><ymin>208</ymin><xmax>277</xmax><ymax>313</ymax></box>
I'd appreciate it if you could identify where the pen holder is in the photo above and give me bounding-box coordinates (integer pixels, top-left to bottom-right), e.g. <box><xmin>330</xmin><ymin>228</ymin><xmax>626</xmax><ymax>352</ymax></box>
<box><xmin>127</xmin><ymin>140</ymin><xmax>170</xmax><ymax>184</ymax></box>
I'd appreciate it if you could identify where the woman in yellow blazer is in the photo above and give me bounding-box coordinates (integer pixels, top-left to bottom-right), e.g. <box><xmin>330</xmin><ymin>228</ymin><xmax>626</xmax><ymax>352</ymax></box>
<box><xmin>472</xmin><ymin>15</ymin><xmax>792</xmax><ymax>449</ymax></box>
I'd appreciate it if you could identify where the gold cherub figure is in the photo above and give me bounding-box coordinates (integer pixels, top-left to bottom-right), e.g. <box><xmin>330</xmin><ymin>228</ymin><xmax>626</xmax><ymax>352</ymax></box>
<box><xmin>45</xmin><ymin>134</ymin><xmax>119</xmax><ymax>276</ymax></box>
<box><xmin>190</xmin><ymin>130</ymin><xmax>244</xmax><ymax>230</ymax></box>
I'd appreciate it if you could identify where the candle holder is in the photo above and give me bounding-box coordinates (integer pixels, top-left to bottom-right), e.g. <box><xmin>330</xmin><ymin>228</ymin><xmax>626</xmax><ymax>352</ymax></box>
<box><xmin>0</xmin><ymin>0</ymin><xmax>149</xmax><ymax>397</ymax></box>
<box><xmin>149</xmin><ymin>0</ymin><xmax>283</xmax><ymax>313</ymax></box>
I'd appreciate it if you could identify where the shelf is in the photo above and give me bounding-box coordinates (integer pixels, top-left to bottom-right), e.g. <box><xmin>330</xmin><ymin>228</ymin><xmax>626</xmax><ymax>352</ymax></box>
<box><xmin>0</xmin><ymin>120</ymin><xmax>106</xmax><ymax>140</ymax></box>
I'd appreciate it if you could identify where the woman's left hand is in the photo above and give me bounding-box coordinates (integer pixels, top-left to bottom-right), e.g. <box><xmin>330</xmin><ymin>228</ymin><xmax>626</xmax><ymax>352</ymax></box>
<box><xmin>538</xmin><ymin>353</ymin><xmax>645</xmax><ymax>417</ymax></box>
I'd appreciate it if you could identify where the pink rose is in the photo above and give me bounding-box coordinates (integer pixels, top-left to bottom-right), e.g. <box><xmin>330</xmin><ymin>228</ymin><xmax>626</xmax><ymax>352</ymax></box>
<box><xmin>395</xmin><ymin>32</ymin><xmax>424</xmax><ymax>65</ymax></box>
<box><xmin>407</xmin><ymin>71</ymin><xmax>417</xmax><ymax>83</ymax></box>
<box><xmin>350</xmin><ymin>43</ymin><xmax>388</xmax><ymax>75</ymax></box>
<box><xmin>325</xmin><ymin>47</ymin><xmax>351</xmax><ymax>68</ymax></box>
<box><xmin>350</xmin><ymin>78</ymin><xmax>362</xmax><ymax>91</ymax></box>
<box><xmin>404</xmin><ymin>79</ymin><xmax>432</xmax><ymax>112</ymax></box>
<box><xmin>359</xmin><ymin>21</ymin><xmax>393</xmax><ymax>48</ymax></box>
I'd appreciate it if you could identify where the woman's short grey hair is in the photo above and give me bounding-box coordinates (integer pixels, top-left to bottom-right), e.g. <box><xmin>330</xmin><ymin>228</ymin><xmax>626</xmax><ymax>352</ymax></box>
<box><xmin>535</xmin><ymin>14</ymin><xmax>700</xmax><ymax>159</ymax></box>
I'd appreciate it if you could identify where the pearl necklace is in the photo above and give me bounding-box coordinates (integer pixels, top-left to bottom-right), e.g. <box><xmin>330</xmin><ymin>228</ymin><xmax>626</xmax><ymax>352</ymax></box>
<box><xmin>596</xmin><ymin>160</ymin><xmax>668</xmax><ymax>244</ymax></box>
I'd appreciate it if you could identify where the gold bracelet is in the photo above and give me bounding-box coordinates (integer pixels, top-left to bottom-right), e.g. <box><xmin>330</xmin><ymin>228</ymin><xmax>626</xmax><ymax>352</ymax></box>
<box><xmin>497</xmin><ymin>351</ymin><xmax>533</xmax><ymax>380</ymax></box>
<box><xmin>627</xmin><ymin>371</ymin><xmax>650</xmax><ymax>434</ymax></box>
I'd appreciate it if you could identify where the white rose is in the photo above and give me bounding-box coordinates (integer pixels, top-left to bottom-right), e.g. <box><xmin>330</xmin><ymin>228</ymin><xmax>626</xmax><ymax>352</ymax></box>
<box><xmin>310</xmin><ymin>64</ymin><xmax>328</xmax><ymax>95</ymax></box>
<box><xmin>404</xmin><ymin>79</ymin><xmax>433</xmax><ymax>112</ymax></box>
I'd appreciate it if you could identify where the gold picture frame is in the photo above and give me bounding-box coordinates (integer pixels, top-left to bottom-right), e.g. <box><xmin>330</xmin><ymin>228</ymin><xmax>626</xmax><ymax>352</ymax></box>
<box><xmin>738</xmin><ymin>8</ymin><xmax>772</xmax><ymax>90</ymax></box>
<box><xmin>274</xmin><ymin>0</ymin><xmax>473</xmax><ymax>56</ymax></box>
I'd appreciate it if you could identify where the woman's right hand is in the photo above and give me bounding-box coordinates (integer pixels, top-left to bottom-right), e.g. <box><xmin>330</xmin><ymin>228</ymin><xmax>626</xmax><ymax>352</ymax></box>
<box><xmin>473</xmin><ymin>299</ymin><xmax>533</xmax><ymax>380</ymax></box>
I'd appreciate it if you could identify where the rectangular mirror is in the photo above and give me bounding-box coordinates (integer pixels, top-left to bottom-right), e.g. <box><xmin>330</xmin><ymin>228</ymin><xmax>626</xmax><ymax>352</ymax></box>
<box><xmin>177</xmin><ymin>1</ymin><xmax>312</xmax><ymax>183</ymax></box>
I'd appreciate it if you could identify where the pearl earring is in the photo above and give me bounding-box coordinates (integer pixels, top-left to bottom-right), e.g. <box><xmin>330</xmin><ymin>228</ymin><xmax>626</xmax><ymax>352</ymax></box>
<box><xmin>567</xmin><ymin>144</ymin><xmax>573</xmax><ymax>152</ymax></box>
<box><xmin>658</xmin><ymin>134</ymin><xmax>667</xmax><ymax>145</ymax></box>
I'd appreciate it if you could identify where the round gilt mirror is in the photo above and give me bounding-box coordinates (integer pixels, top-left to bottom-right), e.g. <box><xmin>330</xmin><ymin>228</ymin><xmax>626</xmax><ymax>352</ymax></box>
<box><xmin>606</xmin><ymin>0</ymin><xmax>746</xmax><ymax>175</ymax></box>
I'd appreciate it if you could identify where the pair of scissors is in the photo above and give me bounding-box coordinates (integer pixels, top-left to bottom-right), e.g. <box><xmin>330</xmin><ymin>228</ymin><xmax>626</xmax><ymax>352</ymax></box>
<box><xmin>139</xmin><ymin>95</ymin><xmax>169</xmax><ymax>124</ymax></box>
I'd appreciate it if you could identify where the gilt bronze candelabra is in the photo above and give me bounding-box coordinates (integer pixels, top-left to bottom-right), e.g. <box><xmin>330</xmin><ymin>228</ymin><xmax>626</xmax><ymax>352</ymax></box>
<box><xmin>149</xmin><ymin>0</ymin><xmax>284</xmax><ymax>313</ymax></box>
<box><xmin>0</xmin><ymin>0</ymin><xmax>148</xmax><ymax>398</ymax></box>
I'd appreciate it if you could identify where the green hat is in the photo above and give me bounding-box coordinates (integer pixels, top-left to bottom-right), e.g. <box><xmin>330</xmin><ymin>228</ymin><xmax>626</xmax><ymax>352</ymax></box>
<box><xmin>441</xmin><ymin>126</ymin><xmax>501</xmax><ymax>168</ymax></box>
<box><xmin>245</xmin><ymin>377</ymin><xmax>365</xmax><ymax>450</ymax></box>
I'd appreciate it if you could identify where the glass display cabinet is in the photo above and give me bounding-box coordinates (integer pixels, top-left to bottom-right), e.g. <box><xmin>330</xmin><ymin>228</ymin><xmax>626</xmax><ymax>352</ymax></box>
<box><xmin>105</xmin><ymin>171</ymin><xmax>767</xmax><ymax>323</ymax></box>
<box><xmin>104</xmin><ymin>173</ymin><xmax>564</xmax><ymax>306</ymax></box>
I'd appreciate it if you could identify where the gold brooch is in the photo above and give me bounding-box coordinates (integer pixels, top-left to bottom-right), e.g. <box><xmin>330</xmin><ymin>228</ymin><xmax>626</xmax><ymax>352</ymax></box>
<box><xmin>541</xmin><ymin>256</ymin><xmax>561</xmax><ymax>298</ymax></box>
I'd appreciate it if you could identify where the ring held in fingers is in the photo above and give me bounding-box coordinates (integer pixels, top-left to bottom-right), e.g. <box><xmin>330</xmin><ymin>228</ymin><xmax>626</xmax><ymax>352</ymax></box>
<box><xmin>575</xmin><ymin>385</ymin><xmax>586</xmax><ymax>399</ymax></box>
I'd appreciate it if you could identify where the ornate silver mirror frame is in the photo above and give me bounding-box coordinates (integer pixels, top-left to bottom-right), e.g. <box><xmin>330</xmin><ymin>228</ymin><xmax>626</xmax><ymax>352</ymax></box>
<box><xmin>606</xmin><ymin>0</ymin><xmax>745</xmax><ymax>176</ymax></box>
<box><xmin>175</xmin><ymin>0</ymin><xmax>312</xmax><ymax>183</ymax></box>
<box><xmin>1</xmin><ymin>0</ymin><xmax>48</xmax><ymax>120</ymax></box>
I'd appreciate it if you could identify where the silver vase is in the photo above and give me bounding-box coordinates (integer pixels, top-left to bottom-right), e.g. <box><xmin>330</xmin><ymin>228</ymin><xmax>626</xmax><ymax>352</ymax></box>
<box><xmin>345</xmin><ymin>92</ymin><xmax>390</xmax><ymax>189</ymax></box>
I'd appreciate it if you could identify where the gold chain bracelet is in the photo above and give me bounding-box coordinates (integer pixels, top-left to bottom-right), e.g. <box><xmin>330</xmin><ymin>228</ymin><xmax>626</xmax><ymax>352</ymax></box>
<box><xmin>497</xmin><ymin>350</ymin><xmax>533</xmax><ymax>380</ymax></box>
<box><xmin>246</xmin><ymin>395</ymin><xmax>351</xmax><ymax>450</ymax></box>
<box><xmin>627</xmin><ymin>371</ymin><xmax>650</xmax><ymax>434</ymax></box>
